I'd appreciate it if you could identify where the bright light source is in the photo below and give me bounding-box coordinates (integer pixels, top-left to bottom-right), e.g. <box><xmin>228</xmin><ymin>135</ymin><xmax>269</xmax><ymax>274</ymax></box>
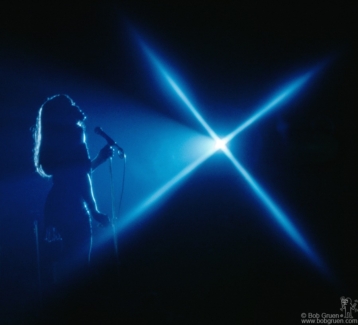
<box><xmin>131</xmin><ymin>33</ymin><xmax>328</xmax><ymax>273</ymax></box>
<box><xmin>215</xmin><ymin>138</ymin><xmax>227</xmax><ymax>151</ymax></box>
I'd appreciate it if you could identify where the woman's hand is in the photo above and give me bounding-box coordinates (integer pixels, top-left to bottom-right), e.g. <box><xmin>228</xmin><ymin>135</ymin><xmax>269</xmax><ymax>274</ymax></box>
<box><xmin>91</xmin><ymin>145</ymin><xmax>114</xmax><ymax>170</ymax></box>
<box><xmin>99</xmin><ymin>144</ymin><xmax>114</xmax><ymax>161</ymax></box>
<box><xmin>92</xmin><ymin>210</ymin><xmax>110</xmax><ymax>227</ymax></box>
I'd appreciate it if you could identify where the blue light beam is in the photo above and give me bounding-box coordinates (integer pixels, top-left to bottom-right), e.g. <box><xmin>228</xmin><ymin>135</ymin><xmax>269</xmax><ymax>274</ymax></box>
<box><xmin>115</xmin><ymin>148</ymin><xmax>216</xmax><ymax>234</ymax></box>
<box><xmin>223</xmin><ymin>147</ymin><xmax>324</xmax><ymax>269</ymax></box>
<box><xmin>224</xmin><ymin>70</ymin><xmax>314</xmax><ymax>143</ymax></box>
<box><xmin>135</xmin><ymin>35</ymin><xmax>327</xmax><ymax>272</ymax></box>
<box><xmin>140</xmin><ymin>42</ymin><xmax>220</xmax><ymax>142</ymax></box>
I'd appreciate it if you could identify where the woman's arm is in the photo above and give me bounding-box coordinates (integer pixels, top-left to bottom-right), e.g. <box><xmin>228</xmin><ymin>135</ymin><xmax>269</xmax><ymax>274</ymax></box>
<box><xmin>91</xmin><ymin>145</ymin><xmax>114</xmax><ymax>171</ymax></box>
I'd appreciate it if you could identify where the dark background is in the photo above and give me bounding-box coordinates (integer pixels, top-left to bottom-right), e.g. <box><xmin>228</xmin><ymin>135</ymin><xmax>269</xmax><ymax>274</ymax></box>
<box><xmin>0</xmin><ymin>1</ymin><xmax>357</xmax><ymax>324</ymax></box>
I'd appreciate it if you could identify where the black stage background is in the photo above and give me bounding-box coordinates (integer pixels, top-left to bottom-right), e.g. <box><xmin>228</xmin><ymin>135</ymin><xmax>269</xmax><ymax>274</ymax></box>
<box><xmin>0</xmin><ymin>2</ymin><xmax>357</xmax><ymax>324</ymax></box>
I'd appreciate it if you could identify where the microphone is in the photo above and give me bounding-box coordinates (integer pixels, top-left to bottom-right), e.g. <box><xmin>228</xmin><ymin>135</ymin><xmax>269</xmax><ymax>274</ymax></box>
<box><xmin>94</xmin><ymin>127</ymin><xmax>125</xmax><ymax>159</ymax></box>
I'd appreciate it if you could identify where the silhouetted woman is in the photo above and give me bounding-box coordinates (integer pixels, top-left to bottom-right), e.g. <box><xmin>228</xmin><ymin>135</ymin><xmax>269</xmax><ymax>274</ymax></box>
<box><xmin>34</xmin><ymin>94</ymin><xmax>112</xmax><ymax>282</ymax></box>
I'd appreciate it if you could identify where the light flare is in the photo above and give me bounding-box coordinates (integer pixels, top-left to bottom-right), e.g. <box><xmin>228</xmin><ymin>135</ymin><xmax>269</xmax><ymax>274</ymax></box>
<box><xmin>132</xmin><ymin>34</ymin><xmax>327</xmax><ymax>271</ymax></box>
<box><xmin>224</xmin><ymin>71</ymin><xmax>313</xmax><ymax>143</ymax></box>
<box><xmin>223</xmin><ymin>148</ymin><xmax>324</xmax><ymax>268</ymax></box>
<box><xmin>215</xmin><ymin>138</ymin><xmax>228</xmax><ymax>151</ymax></box>
<box><xmin>115</xmin><ymin>148</ymin><xmax>216</xmax><ymax>233</ymax></box>
<box><xmin>140</xmin><ymin>43</ymin><xmax>220</xmax><ymax>141</ymax></box>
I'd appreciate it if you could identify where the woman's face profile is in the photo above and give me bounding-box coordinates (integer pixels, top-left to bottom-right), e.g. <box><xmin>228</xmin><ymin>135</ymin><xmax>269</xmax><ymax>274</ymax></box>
<box><xmin>60</xmin><ymin>105</ymin><xmax>86</xmax><ymax>127</ymax></box>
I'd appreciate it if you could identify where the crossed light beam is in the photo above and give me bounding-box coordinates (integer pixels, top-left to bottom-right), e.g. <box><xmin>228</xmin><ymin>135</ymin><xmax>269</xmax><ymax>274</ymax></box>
<box><xmin>115</xmin><ymin>37</ymin><xmax>327</xmax><ymax>273</ymax></box>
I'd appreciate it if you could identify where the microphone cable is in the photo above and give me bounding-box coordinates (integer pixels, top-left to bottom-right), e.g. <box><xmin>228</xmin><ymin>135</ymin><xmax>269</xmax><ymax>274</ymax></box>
<box><xmin>109</xmin><ymin>148</ymin><xmax>126</xmax><ymax>269</ymax></box>
<box><xmin>109</xmin><ymin>150</ymin><xmax>126</xmax><ymax>224</ymax></box>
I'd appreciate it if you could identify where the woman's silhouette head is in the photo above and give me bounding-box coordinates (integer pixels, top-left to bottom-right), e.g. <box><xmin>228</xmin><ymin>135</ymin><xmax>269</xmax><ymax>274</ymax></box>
<box><xmin>34</xmin><ymin>94</ymin><xmax>87</xmax><ymax>177</ymax></box>
<box><xmin>41</xmin><ymin>94</ymin><xmax>86</xmax><ymax>126</ymax></box>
